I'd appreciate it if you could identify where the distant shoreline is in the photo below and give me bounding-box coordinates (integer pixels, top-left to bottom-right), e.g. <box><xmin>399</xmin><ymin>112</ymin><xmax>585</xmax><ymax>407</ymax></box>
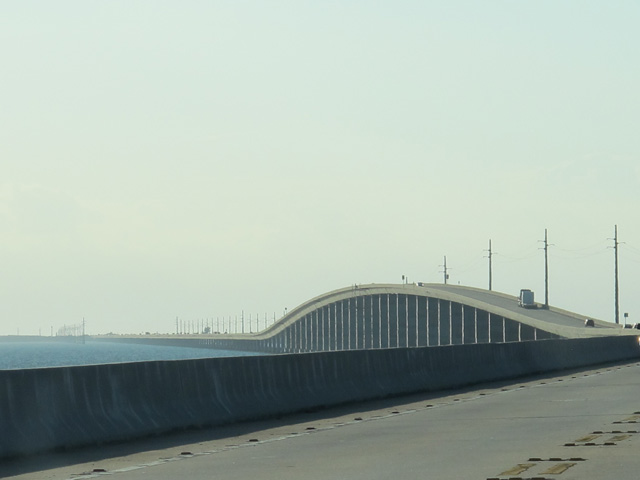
<box><xmin>0</xmin><ymin>335</ymin><xmax>85</xmax><ymax>343</ymax></box>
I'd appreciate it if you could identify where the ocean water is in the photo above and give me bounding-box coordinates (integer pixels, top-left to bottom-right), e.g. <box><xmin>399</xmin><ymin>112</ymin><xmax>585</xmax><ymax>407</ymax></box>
<box><xmin>0</xmin><ymin>340</ymin><xmax>260</xmax><ymax>370</ymax></box>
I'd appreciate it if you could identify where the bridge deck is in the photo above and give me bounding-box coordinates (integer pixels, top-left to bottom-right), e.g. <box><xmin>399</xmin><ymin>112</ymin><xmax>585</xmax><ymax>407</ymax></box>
<box><xmin>6</xmin><ymin>360</ymin><xmax>640</xmax><ymax>480</ymax></box>
<box><xmin>423</xmin><ymin>284</ymin><xmax>611</xmax><ymax>329</ymax></box>
<box><xmin>253</xmin><ymin>283</ymin><xmax>628</xmax><ymax>343</ymax></box>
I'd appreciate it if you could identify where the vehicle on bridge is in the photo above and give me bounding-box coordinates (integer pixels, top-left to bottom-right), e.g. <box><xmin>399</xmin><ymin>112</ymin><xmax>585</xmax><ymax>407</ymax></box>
<box><xmin>518</xmin><ymin>289</ymin><xmax>536</xmax><ymax>309</ymax></box>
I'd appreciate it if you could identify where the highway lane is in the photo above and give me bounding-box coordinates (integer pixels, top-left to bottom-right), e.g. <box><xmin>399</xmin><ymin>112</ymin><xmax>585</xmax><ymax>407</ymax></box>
<box><xmin>5</xmin><ymin>359</ymin><xmax>640</xmax><ymax>480</ymax></box>
<box><xmin>425</xmin><ymin>284</ymin><xmax>614</xmax><ymax>329</ymax></box>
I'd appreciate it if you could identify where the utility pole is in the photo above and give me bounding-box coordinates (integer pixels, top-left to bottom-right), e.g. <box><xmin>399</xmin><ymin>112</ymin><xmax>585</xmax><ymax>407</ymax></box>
<box><xmin>441</xmin><ymin>256</ymin><xmax>449</xmax><ymax>285</ymax></box>
<box><xmin>542</xmin><ymin>229</ymin><xmax>550</xmax><ymax>309</ymax></box>
<box><xmin>613</xmin><ymin>225</ymin><xmax>620</xmax><ymax>325</ymax></box>
<box><xmin>485</xmin><ymin>239</ymin><xmax>493</xmax><ymax>291</ymax></box>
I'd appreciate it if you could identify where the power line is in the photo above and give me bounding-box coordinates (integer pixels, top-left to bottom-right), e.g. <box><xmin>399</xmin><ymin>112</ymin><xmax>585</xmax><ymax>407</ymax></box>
<box><xmin>548</xmin><ymin>249</ymin><xmax>608</xmax><ymax>260</ymax></box>
<box><xmin>452</xmin><ymin>256</ymin><xmax>484</xmax><ymax>275</ymax></box>
<box><xmin>494</xmin><ymin>241</ymin><xmax>540</xmax><ymax>263</ymax></box>
<box><xmin>620</xmin><ymin>243</ymin><xmax>640</xmax><ymax>263</ymax></box>
<box><xmin>494</xmin><ymin>252</ymin><xmax>539</xmax><ymax>264</ymax></box>
<box><xmin>553</xmin><ymin>239</ymin><xmax>609</xmax><ymax>253</ymax></box>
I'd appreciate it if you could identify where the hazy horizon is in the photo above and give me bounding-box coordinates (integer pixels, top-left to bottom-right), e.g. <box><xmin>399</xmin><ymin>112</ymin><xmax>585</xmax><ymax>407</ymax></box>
<box><xmin>2</xmin><ymin>1</ymin><xmax>639</xmax><ymax>336</ymax></box>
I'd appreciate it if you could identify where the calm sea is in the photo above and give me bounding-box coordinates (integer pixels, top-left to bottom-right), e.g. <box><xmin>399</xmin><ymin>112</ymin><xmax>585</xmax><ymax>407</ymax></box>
<box><xmin>0</xmin><ymin>340</ymin><xmax>260</xmax><ymax>370</ymax></box>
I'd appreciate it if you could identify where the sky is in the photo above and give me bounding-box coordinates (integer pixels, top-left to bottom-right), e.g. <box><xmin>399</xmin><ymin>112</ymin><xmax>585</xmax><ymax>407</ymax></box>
<box><xmin>1</xmin><ymin>1</ymin><xmax>639</xmax><ymax>336</ymax></box>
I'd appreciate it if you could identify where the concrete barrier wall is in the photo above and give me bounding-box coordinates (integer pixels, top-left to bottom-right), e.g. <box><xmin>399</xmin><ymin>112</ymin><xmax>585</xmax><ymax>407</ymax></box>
<box><xmin>1</xmin><ymin>336</ymin><xmax>639</xmax><ymax>459</ymax></box>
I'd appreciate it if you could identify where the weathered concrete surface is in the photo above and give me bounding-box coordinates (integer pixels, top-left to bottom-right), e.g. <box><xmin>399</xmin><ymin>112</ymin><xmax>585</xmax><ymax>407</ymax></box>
<box><xmin>1</xmin><ymin>336</ymin><xmax>639</xmax><ymax>459</ymax></box>
<box><xmin>5</xmin><ymin>360</ymin><xmax>640</xmax><ymax>480</ymax></box>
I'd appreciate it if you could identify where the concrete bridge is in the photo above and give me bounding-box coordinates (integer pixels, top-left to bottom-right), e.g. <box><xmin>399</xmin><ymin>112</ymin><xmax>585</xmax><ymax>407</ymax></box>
<box><xmin>158</xmin><ymin>284</ymin><xmax>628</xmax><ymax>353</ymax></box>
<box><xmin>2</xmin><ymin>284</ymin><xmax>638</xmax><ymax>460</ymax></box>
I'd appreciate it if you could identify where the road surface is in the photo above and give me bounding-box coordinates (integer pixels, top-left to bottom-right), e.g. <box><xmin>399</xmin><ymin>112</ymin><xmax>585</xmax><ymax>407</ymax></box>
<box><xmin>3</xmin><ymin>358</ymin><xmax>640</xmax><ymax>480</ymax></box>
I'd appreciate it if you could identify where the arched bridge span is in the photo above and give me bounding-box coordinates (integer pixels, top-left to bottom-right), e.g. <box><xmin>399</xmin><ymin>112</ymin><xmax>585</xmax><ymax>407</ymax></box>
<box><xmin>206</xmin><ymin>284</ymin><xmax>625</xmax><ymax>353</ymax></box>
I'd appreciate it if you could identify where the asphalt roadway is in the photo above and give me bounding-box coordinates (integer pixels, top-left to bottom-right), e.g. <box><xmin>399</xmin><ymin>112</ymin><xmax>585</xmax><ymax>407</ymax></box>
<box><xmin>425</xmin><ymin>284</ymin><xmax>611</xmax><ymax>329</ymax></box>
<box><xmin>3</xmin><ymin>358</ymin><xmax>640</xmax><ymax>480</ymax></box>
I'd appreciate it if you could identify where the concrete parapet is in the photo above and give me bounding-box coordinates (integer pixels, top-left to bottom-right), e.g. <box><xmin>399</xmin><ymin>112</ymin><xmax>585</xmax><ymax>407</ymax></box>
<box><xmin>1</xmin><ymin>336</ymin><xmax>639</xmax><ymax>458</ymax></box>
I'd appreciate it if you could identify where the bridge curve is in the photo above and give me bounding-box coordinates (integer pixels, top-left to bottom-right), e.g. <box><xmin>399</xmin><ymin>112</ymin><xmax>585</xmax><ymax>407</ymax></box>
<box><xmin>7</xmin><ymin>285</ymin><xmax>639</xmax><ymax>459</ymax></box>
<box><xmin>206</xmin><ymin>284</ymin><xmax>629</xmax><ymax>353</ymax></box>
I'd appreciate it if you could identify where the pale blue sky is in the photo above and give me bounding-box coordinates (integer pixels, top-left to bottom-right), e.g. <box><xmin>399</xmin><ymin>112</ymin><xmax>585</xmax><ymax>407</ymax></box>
<box><xmin>2</xmin><ymin>2</ymin><xmax>639</xmax><ymax>335</ymax></box>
